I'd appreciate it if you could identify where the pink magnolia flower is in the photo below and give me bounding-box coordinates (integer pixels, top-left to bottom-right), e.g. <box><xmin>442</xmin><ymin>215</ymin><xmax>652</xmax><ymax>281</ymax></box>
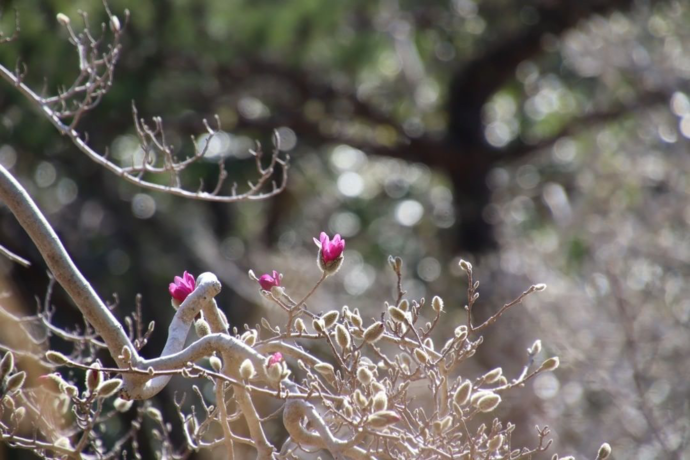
<box><xmin>267</xmin><ymin>352</ymin><xmax>283</xmax><ymax>367</ymax></box>
<box><xmin>314</xmin><ymin>232</ymin><xmax>345</xmax><ymax>264</ymax></box>
<box><xmin>169</xmin><ymin>271</ymin><xmax>196</xmax><ymax>302</ymax></box>
<box><xmin>258</xmin><ymin>270</ymin><xmax>281</xmax><ymax>291</ymax></box>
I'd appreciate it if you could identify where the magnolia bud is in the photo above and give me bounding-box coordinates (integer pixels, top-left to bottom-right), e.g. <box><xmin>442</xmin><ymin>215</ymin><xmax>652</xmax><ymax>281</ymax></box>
<box><xmin>312</xmin><ymin>319</ymin><xmax>325</xmax><ymax>334</ymax></box>
<box><xmin>363</xmin><ymin>322</ymin><xmax>385</xmax><ymax>343</ymax></box>
<box><xmin>46</xmin><ymin>351</ymin><xmax>69</xmax><ymax>366</ymax></box>
<box><xmin>56</xmin><ymin>13</ymin><xmax>71</xmax><ymax>26</ymax></box>
<box><xmin>146</xmin><ymin>407</ymin><xmax>163</xmax><ymax>423</ymax></box>
<box><xmin>350</xmin><ymin>310</ymin><xmax>363</xmax><ymax>328</ymax></box>
<box><xmin>431</xmin><ymin>296</ymin><xmax>444</xmax><ymax>313</ymax></box>
<box><xmin>539</xmin><ymin>357</ymin><xmax>560</xmax><ymax>372</ymax></box>
<box><xmin>356</xmin><ymin>367</ymin><xmax>373</xmax><ymax>385</ymax></box>
<box><xmin>322</xmin><ymin>311</ymin><xmax>339</xmax><ymax>329</ymax></box>
<box><xmin>195</xmin><ymin>318</ymin><xmax>211</xmax><ymax>338</ymax></box>
<box><xmin>342</xmin><ymin>399</ymin><xmax>354</xmax><ymax>418</ymax></box>
<box><xmin>528</xmin><ymin>339</ymin><xmax>542</xmax><ymax>355</ymax></box>
<box><xmin>109</xmin><ymin>15</ymin><xmax>121</xmax><ymax>33</ymax></box>
<box><xmin>534</xmin><ymin>283</ymin><xmax>547</xmax><ymax>292</ymax></box>
<box><xmin>398</xmin><ymin>299</ymin><xmax>409</xmax><ymax>311</ymax></box>
<box><xmin>454</xmin><ymin>325</ymin><xmax>468</xmax><ymax>341</ymax></box>
<box><xmin>241</xmin><ymin>330</ymin><xmax>257</xmax><ymax>346</ymax></box>
<box><xmin>371</xmin><ymin>380</ymin><xmax>386</xmax><ymax>393</ymax></box>
<box><xmin>64</xmin><ymin>384</ymin><xmax>78</xmax><ymax>398</ymax></box>
<box><xmin>372</xmin><ymin>391</ymin><xmax>388</xmax><ymax>412</ymax></box>
<box><xmin>239</xmin><ymin>359</ymin><xmax>255</xmax><ymax>380</ymax></box>
<box><xmin>314</xmin><ymin>363</ymin><xmax>335</xmax><ymax>380</ymax></box>
<box><xmin>85</xmin><ymin>364</ymin><xmax>102</xmax><ymax>392</ymax></box>
<box><xmin>483</xmin><ymin>368</ymin><xmax>503</xmax><ymax>384</ymax></box>
<box><xmin>477</xmin><ymin>393</ymin><xmax>501</xmax><ymax>413</ymax></box>
<box><xmin>459</xmin><ymin>259</ymin><xmax>472</xmax><ymax>272</ymax></box>
<box><xmin>248</xmin><ymin>270</ymin><xmax>258</xmax><ymax>281</ymax></box>
<box><xmin>366</xmin><ymin>411</ymin><xmax>400</xmax><ymax>428</ymax></box>
<box><xmin>317</xmin><ymin>249</ymin><xmax>344</xmax><ymax>275</ymax></box>
<box><xmin>294</xmin><ymin>318</ymin><xmax>306</xmax><ymax>333</ymax></box>
<box><xmin>114</xmin><ymin>397</ymin><xmax>133</xmax><ymax>412</ymax></box>
<box><xmin>353</xmin><ymin>389</ymin><xmax>368</xmax><ymax>409</ymax></box>
<box><xmin>96</xmin><ymin>379</ymin><xmax>123</xmax><ymax>398</ymax></box>
<box><xmin>5</xmin><ymin>371</ymin><xmax>25</xmax><ymax>393</ymax></box>
<box><xmin>13</xmin><ymin>406</ymin><xmax>26</xmax><ymax>424</ymax></box>
<box><xmin>120</xmin><ymin>346</ymin><xmax>132</xmax><ymax>363</ymax></box>
<box><xmin>210</xmin><ymin>356</ymin><xmax>223</xmax><ymax>372</ymax></box>
<box><xmin>267</xmin><ymin>362</ymin><xmax>283</xmax><ymax>382</ymax></box>
<box><xmin>488</xmin><ymin>434</ymin><xmax>504</xmax><ymax>451</ymax></box>
<box><xmin>335</xmin><ymin>324</ymin><xmax>351</xmax><ymax>350</ymax></box>
<box><xmin>597</xmin><ymin>442</ymin><xmax>612</xmax><ymax>460</ymax></box>
<box><xmin>388</xmin><ymin>306</ymin><xmax>407</xmax><ymax>323</ymax></box>
<box><xmin>55</xmin><ymin>437</ymin><xmax>72</xmax><ymax>450</ymax></box>
<box><xmin>454</xmin><ymin>380</ymin><xmax>472</xmax><ymax>407</ymax></box>
<box><xmin>414</xmin><ymin>348</ymin><xmax>429</xmax><ymax>364</ymax></box>
<box><xmin>0</xmin><ymin>352</ymin><xmax>15</xmax><ymax>380</ymax></box>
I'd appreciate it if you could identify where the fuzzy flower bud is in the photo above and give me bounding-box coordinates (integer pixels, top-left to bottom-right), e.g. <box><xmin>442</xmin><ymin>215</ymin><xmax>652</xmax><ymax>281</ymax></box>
<box><xmin>356</xmin><ymin>367</ymin><xmax>373</xmax><ymax>385</ymax></box>
<box><xmin>85</xmin><ymin>363</ymin><xmax>102</xmax><ymax>393</ymax></box>
<box><xmin>454</xmin><ymin>380</ymin><xmax>472</xmax><ymax>407</ymax></box>
<box><xmin>45</xmin><ymin>351</ymin><xmax>69</xmax><ymax>366</ymax></box>
<box><xmin>539</xmin><ymin>357</ymin><xmax>560</xmax><ymax>372</ymax></box>
<box><xmin>13</xmin><ymin>406</ymin><xmax>26</xmax><ymax>424</ymax></box>
<box><xmin>388</xmin><ymin>306</ymin><xmax>407</xmax><ymax>323</ymax></box>
<box><xmin>335</xmin><ymin>324</ymin><xmax>351</xmax><ymax>349</ymax></box>
<box><xmin>454</xmin><ymin>325</ymin><xmax>468</xmax><ymax>341</ymax></box>
<box><xmin>0</xmin><ymin>352</ymin><xmax>14</xmax><ymax>380</ymax></box>
<box><xmin>414</xmin><ymin>348</ymin><xmax>429</xmax><ymax>364</ymax></box>
<box><xmin>239</xmin><ymin>359</ymin><xmax>256</xmax><ymax>380</ymax></box>
<box><xmin>363</xmin><ymin>322</ymin><xmax>385</xmax><ymax>343</ymax></box>
<box><xmin>477</xmin><ymin>393</ymin><xmax>501</xmax><ymax>412</ymax></box>
<box><xmin>195</xmin><ymin>318</ymin><xmax>211</xmax><ymax>338</ymax></box>
<box><xmin>314</xmin><ymin>363</ymin><xmax>335</xmax><ymax>379</ymax></box>
<box><xmin>96</xmin><ymin>379</ymin><xmax>123</xmax><ymax>398</ymax></box>
<box><xmin>372</xmin><ymin>391</ymin><xmax>388</xmax><ymax>412</ymax></box>
<box><xmin>483</xmin><ymin>367</ymin><xmax>503</xmax><ymax>384</ymax></box>
<box><xmin>312</xmin><ymin>319</ymin><xmax>325</xmax><ymax>334</ymax></box>
<box><xmin>367</xmin><ymin>411</ymin><xmax>400</xmax><ymax>428</ymax></box>
<box><xmin>431</xmin><ymin>296</ymin><xmax>444</xmax><ymax>313</ymax></box>
<box><xmin>534</xmin><ymin>283</ymin><xmax>547</xmax><ymax>292</ymax></box>
<box><xmin>528</xmin><ymin>339</ymin><xmax>542</xmax><ymax>355</ymax></box>
<box><xmin>109</xmin><ymin>15</ymin><xmax>121</xmax><ymax>33</ymax></box>
<box><xmin>294</xmin><ymin>318</ymin><xmax>306</xmax><ymax>333</ymax></box>
<box><xmin>597</xmin><ymin>442</ymin><xmax>612</xmax><ymax>460</ymax></box>
<box><xmin>488</xmin><ymin>434</ymin><xmax>504</xmax><ymax>451</ymax></box>
<box><xmin>398</xmin><ymin>299</ymin><xmax>409</xmax><ymax>311</ymax></box>
<box><xmin>169</xmin><ymin>271</ymin><xmax>196</xmax><ymax>303</ymax></box>
<box><xmin>321</xmin><ymin>311</ymin><xmax>340</xmax><ymax>329</ymax></box>
<box><xmin>459</xmin><ymin>259</ymin><xmax>472</xmax><ymax>272</ymax></box>
<box><xmin>5</xmin><ymin>371</ymin><xmax>25</xmax><ymax>393</ymax></box>
<box><xmin>314</xmin><ymin>232</ymin><xmax>345</xmax><ymax>275</ymax></box>
<box><xmin>146</xmin><ymin>407</ymin><xmax>163</xmax><ymax>423</ymax></box>
<box><xmin>210</xmin><ymin>356</ymin><xmax>223</xmax><ymax>372</ymax></box>
<box><xmin>114</xmin><ymin>397</ymin><xmax>133</xmax><ymax>412</ymax></box>
<box><xmin>56</xmin><ymin>13</ymin><xmax>71</xmax><ymax>26</ymax></box>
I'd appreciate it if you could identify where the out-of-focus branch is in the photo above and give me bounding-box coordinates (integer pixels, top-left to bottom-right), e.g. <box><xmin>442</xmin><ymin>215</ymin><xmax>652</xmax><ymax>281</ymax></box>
<box><xmin>0</xmin><ymin>164</ymin><xmax>133</xmax><ymax>361</ymax></box>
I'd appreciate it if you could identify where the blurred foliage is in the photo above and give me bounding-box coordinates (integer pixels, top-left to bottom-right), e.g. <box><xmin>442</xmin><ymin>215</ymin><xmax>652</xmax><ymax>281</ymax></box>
<box><xmin>1</xmin><ymin>0</ymin><xmax>689</xmax><ymax>458</ymax></box>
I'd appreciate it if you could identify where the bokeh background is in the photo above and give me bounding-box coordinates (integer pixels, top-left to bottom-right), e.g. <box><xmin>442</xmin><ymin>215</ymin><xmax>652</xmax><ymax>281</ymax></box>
<box><xmin>0</xmin><ymin>0</ymin><xmax>689</xmax><ymax>458</ymax></box>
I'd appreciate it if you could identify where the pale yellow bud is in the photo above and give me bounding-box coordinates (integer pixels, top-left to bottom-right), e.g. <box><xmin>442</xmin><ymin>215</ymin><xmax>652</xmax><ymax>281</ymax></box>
<box><xmin>366</xmin><ymin>411</ymin><xmax>400</xmax><ymax>428</ymax></box>
<box><xmin>209</xmin><ymin>356</ymin><xmax>222</xmax><ymax>372</ymax></box>
<box><xmin>56</xmin><ymin>13</ymin><xmax>71</xmax><ymax>26</ymax></box>
<box><xmin>146</xmin><ymin>407</ymin><xmax>163</xmax><ymax>423</ymax></box>
<box><xmin>46</xmin><ymin>351</ymin><xmax>69</xmax><ymax>366</ymax></box>
<box><xmin>483</xmin><ymin>367</ymin><xmax>503</xmax><ymax>384</ymax></box>
<box><xmin>431</xmin><ymin>296</ymin><xmax>444</xmax><ymax>313</ymax></box>
<box><xmin>353</xmin><ymin>389</ymin><xmax>368</xmax><ymax>409</ymax></box>
<box><xmin>335</xmin><ymin>324</ymin><xmax>351</xmax><ymax>350</ymax></box>
<box><xmin>459</xmin><ymin>259</ymin><xmax>472</xmax><ymax>272</ymax></box>
<box><xmin>357</xmin><ymin>367</ymin><xmax>373</xmax><ymax>385</ymax></box>
<box><xmin>597</xmin><ymin>442</ymin><xmax>612</xmax><ymax>460</ymax></box>
<box><xmin>96</xmin><ymin>379</ymin><xmax>123</xmax><ymax>398</ymax></box>
<box><xmin>477</xmin><ymin>393</ymin><xmax>501</xmax><ymax>412</ymax></box>
<box><xmin>539</xmin><ymin>357</ymin><xmax>560</xmax><ymax>372</ymax></box>
<box><xmin>454</xmin><ymin>325</ymin><xmax>468</xmax><ymax>341</ymax></box>
<box><xmin>453</xmin><ymin>380</ymin><xmax>472</xmax><ymax>407</ymax></box>
<box><xmin>414</xmin><ymin>348</ymin><xmax>429</xmax><ymax>364</ymax></box>
<box><xmin>114</xmin><ymin>397</ymin><xmax>133</xmax><ymax>412</ymax></box>
<box><xmin>194</xmin><ymin>318</ymin><xmax>211</xmax><ymax>338</ymax></box>
<box><xmin>322</xmin><ymin>311</ymin><xmax>340</xmax><ymax>329</ymax></box>
<box><xmin>372</xmin><ymin>391</ymin><xmax>387</xmax><ymax>411</ymax></box>
<box><xmin>5</xmin><ymin>371</ymin><xmax>25</xmax><ymax>393</ymax></box>
<box><xmin>488</xmin><ymin>434</ymin><xmax>504</xmax><ymax>451</ymax></box>
<box><xmin>388</xmin><ymin>306</ymin><xmax>407</xmax><ymax>323</ymax></box>
<box><xmin>239</xmin><ymin>359</ymin><xmax>256</xmax><ymax>380</ymax></box>
<box><xmin>363</xmin><ymin>322</ymin><xmax>385</xmax><ymax>343</ymax></box>
<box><xmin>398</xmin><ymin>299</ymin><xmax>409</xmax><ymax>311</ymax></box>
<box><xmin>534</xmin><ymin>283</ymin><xmax>547</xmax><ymax>292</ymax></box>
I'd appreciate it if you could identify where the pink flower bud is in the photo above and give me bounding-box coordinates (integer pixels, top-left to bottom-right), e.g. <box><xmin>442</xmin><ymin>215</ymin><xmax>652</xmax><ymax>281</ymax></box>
<box><xmin>168</xmin><ymin>271</ymin><xmax>196</xmax><ymax>302</ymax></box>
<box><xmin>314</xmin><ymin>232</ymin><xmax>345</xmax><ymax>264</ymax></box>
<box><xmin>268</xmin><ymin>352</ymin><xmax>283</xmax><ymax>367</ymax></box>
<box><xmin>258</xmin><ymin>270</ymin><xmax>281</xmax><ymax>291</ymax></box>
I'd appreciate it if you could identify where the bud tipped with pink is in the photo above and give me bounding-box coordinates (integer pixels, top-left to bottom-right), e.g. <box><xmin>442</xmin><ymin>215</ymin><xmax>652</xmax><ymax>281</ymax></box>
<box><xmin>314</xmin><ymin>232</ymin><xmax>345</xmax><ymax>274</ymax></box>
<box><xmin>258</xmin><ymin>271</ymin><xmax>281</xmax><ymax>291</ymax></box>
<box><xmin>169</xmin><ymin>271</ymin><xmax>196</xmax><ymax>302</ymax></box>
<box><xmin>267</xmin><ymin>352</ymin><xmax>283</xmax><ymax>367</ymax></box>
